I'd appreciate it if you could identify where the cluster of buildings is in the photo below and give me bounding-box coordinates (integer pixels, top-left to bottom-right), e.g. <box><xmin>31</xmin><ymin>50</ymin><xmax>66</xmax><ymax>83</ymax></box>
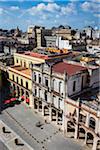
<box><xmin>7</xmin><ymin>50</ymin><xmax>100</xmax><ymax>150</ymax></box>
<box><xmin>0</xmin><ymin>25</ymin><xmax>100</xmax><ymax>150</ymax></box>
<box><xmin>0</xmin><ymin>25</ymin><xmax>100</xmax><ymax>56</ymax></box>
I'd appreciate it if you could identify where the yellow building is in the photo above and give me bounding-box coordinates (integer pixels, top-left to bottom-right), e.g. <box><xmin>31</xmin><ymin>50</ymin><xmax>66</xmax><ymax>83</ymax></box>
<box><xmin>8</xmin><ymin>51</ymin><xmax>49</xmax><ymax>106</ymax></box>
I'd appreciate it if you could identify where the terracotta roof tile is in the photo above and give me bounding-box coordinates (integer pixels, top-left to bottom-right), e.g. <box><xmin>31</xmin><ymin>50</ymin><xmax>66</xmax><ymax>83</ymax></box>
<box><xmin>23</xmin><ymin>52</ymin><xmax>49</xmax><ymax>60</ymax></box>
<box><xmin>52</xmin><ymin>62</ymin><xmax>87</xmax><ymax>76</ymax></box>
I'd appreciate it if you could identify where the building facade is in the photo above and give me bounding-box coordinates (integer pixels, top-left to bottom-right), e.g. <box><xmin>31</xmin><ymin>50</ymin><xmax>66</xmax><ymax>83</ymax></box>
<box><xmin>30</xmin><ymin>60</ymin><xmax>100</xmax><ymax>150</ymax></box>
<box><xmin>8</xmin><ymin>52</ymin><xmax>49</xmax><ymax>105</ymax></box>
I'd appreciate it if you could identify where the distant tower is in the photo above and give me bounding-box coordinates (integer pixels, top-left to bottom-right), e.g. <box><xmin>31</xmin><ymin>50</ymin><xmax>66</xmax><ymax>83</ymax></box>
<box><xmin>14</xmin><ymin>26</ymin><xmax>21</xmax><ymax>37</ymax></box>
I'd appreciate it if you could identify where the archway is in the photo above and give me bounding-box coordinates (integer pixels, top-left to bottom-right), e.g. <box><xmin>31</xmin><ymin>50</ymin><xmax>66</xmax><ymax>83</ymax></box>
<box><xmin>38</xmin><ymin>101</ymin><xmax>42</xmax><ymax>112</ymax></box>
<box><xmin>58</xmin><ymin>112</ymin><xmax>63</xmax><ymax>125</ymax></box>
<box><xmin>87</xmin><ymin>132</ymin><xmax>94</xmax><ymax>148</ymax></box>
<box><xmin>67</xmin><ymin>121</ymin><xmax>75</xmax><ymax>138</ymax></box>
<box><xmin>78</xmin><ymin>128</ymin><xmax>85</xmax><ymax>140</ymax></box>
<box><xmin>97</xmin><ymin>140</ymin><xmax>100</xmax><ymax>150</ymax></box>
<box><xmin>44</xmin><ymin>105</ymin><xmax>49</xmax><ymax>116</ymax></box>
<box><xmin>52</xmin><ymin>109</ymin><xmax>56</xmax><ymax>121</ymax></box>
<box><xmin>89</xmin><ymin>117</ymin><xmax>96</xmax><ymax>130</ymax></box>
<box><xmin>34</xmin><ymin>98</ymin><xmax>38</xmax><ymax>109</ymax></box>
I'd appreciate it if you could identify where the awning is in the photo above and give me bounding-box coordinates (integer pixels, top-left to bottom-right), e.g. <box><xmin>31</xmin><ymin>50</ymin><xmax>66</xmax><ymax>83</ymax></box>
<box><xmin>26</xmin><ymin>98</ymin><xmax>30</xmax><ymax>103</ymax></box>
<box><xmin>10</xmin><ymin>98</ymin><xmax>17</xmax><ymax>102</ymax></box>
<box><xmin>4</xmin><ymin>100</ymin><xmax>11</xmax><ymax>104</ymax></box>
<box><xmin>21</xmin><ymin>96</ymin><xmax>25</xmax><ymax>99</ymax></box>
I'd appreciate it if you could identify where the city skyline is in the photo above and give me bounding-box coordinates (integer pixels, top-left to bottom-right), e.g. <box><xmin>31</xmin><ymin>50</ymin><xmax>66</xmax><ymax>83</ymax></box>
<box><xmin>0</xmin><ymin>0</ymin><xmax>100</xmax><ymax>31</ymax></box>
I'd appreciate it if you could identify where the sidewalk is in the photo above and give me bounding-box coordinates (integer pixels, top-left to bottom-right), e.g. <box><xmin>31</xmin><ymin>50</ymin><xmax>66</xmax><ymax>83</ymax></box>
<box><xmin>1</xmin><ymin>103</ymin><xmax>83</xmax><ymax>150</ymax></box>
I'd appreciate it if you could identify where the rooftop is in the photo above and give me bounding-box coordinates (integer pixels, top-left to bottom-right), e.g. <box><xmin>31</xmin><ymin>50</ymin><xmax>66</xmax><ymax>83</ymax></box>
<box><xmin>17</xmin><ymin>51</ymin><xmax>50</xmax><ymax>60</ymax></box>
<box><xmin>10</xmin><ymin>65</ymin><xmax>31</xmax><ymax>77</ymax></box>
<box><xmin>71</xmin><ymin>88</ymin><xmax>100</xmax><ymax>111</ymax></box>
<box><xmin>52</xmin><ymin>62</ymin><xmax>87</xmax><ymax>76</ymax></box>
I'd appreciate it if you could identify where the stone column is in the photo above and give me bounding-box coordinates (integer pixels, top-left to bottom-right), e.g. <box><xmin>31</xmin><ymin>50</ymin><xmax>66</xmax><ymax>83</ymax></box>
<box><xmin>92</xmin><ymin>137</ymin><xmax>98</xmax><ymax>150</ymax></box>
<box><xmin>95</xmin><ymin>118</ymin><xmax>99</xmax><ymax>134</ymax></box>
<box><xmin>63</xmin><ymin>116</ymin><xmax>68</xmax><ymax>136</ymax></box>
<box><xmin>62</xmin><ymin>113</ymin><xmax>65</xmax><ymax>131</ymax></box>
<box><xmin>84</xmin><ymin>132</ymin><xmax>87</xmax><ymax>145</ymax></box>
<box><xmin>42</xmin><ymin>104</ymin><xmax>44</xmax><ymax>116</ymax></box>
<box><xmin>29</xmin><ymin>92</ymin><xmax>33</xmax><ymax>108</ymax></box>
<box><xmin>49</xmin><ymin>107</ymin><xmax>52</xmax><ymax>122</ymax></box>
<box><xmin>56</xmin><ymin>111</ymin><xmax>58</xmax><ymax>125</ymax></box>
<box><xmin>86</xmin><ymin>112</ymin><xmax>90</xmax><ymax>127</ymax></box>
<box><xmin>74</xmin><ymin>99</ymin><xmax>80</xmax><ymax>139</ymax></box>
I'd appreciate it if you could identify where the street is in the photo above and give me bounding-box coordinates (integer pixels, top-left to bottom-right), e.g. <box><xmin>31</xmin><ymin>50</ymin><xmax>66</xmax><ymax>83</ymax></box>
<box><xmin>0</xmin><ymin>102</ymin><xmax>83</xmax><ymax>150</ymax></box>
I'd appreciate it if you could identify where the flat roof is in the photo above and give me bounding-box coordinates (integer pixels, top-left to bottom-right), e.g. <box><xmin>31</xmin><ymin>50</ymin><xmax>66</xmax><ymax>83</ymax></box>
<box><xmin>10</xmin><ymin>65</ymin><xmax>31</xmax><ymax>77</ymax></box>
<box><xmin>71</xmin><ymin>88</ymin><xmax>100</xmax><ymax>111</ymax></box>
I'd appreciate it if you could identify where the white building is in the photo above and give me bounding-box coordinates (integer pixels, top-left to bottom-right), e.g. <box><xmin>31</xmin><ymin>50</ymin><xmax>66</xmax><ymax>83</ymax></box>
<box><xmin>56</xmin><ymin>37</ymin><xmax>72</xmax><ymax>50</ymax></box>
<box><xmin>30</xmin><ymin>60</ymin><xmax>100</xmax><ymax>150</ymax></box>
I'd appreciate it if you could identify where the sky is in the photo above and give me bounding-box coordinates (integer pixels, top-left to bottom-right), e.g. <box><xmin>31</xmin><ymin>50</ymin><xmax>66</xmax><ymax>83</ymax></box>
<box><xmin>0</xmin><ymin>0</ymin><xmax>100</xmax><ymax>31</ymax></box>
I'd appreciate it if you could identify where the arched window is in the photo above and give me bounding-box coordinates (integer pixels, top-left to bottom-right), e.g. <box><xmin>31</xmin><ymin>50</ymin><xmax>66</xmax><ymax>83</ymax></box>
<box><xmin>34</xmin><ymin>88</ymin><xmax>37</xmax><ymax>96</ymax></box>
<box><xmin>20</xmin><ymin>60</ymin><xmax>22</xmax><ymax>66</ymax></box>
<box><xmin>45</xmin><ymin>77</ymin><xmax>48</xmax><ymax>87</ymax></box>
<box><xmin>89</xmin><ymin>117</ymin><xmax>96</xmax><ymax>130</ymax></box>
<box><xmin>52</xmin><ymin>79</ymin><xmax>55</xmax><ymax>90</ymax></box>
<box><xmin>39</xmin><ymin>88</ymin><xmax>41</xmax><ymax>97</ymax></box>
<box><xmin>26</xmin><ymin>81</ymin><xmax>28</xmax><ymax>89</ymax></box>
<box><xmin>26</xmin><ymin>91</ymin><xmax>29</xmax><ymax>98</ymax></box>
<box><xmin>34</xmin><ymin>72</ymin><xmax>36</xmax><ymax>81</ymax></box>
<box><xmin>21</xmin><ymin>79</ymin><xmax>23</xmax><ymax>86</ymax></box>
<box><xmin>59</xmin><ymin>81</ymin><xmax>62</xmax><ymax>93</ymax></box>
<box><xmin>16</xmin><ymin>77</ymin><xmax>18</xmax><ymax>84</ymax></box>
<box><xmin>12</xmin><ymin>74</ymin><xmax>14</xmax><ymax>81</ymax></box>
<box><xmin>16</xmin><ymin>59</ymin><xmax>18</xmax><ymax>63</ymax></box>
<box><xmin>58</xmin><ymin>98</ymin><xmax>62</xmax><ymax>109</ymax></box>
<box><xmin>44</xmin><ymin>91</ymin><xmax>47</xmax><ymax>101</ymax></box>
<box><xmin>38</xmin><ymin>74</ymin><xmax>41</xmax><ymax>83</ymax></box>
<box><xmin>73</xmin><ymin>81</ymin><xmax>76</xmax><ymax>92</ymax></box>
<box><xmin>24</xmin><ymin>61</ymin><xmax>26</xmax><ymax>68</ymax></box>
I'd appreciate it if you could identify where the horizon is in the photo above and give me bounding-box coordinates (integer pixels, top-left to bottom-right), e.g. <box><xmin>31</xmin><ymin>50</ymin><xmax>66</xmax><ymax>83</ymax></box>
<box><xmin>0</xmin><ymin>0</ymin><xmax>100</xmax><ymax>31</ymax></box>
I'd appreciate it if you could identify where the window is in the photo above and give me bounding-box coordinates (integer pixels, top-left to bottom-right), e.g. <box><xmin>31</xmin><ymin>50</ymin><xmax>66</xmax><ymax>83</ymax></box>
<box><xmin>21</xmin><ymin>79</ymin><xmax>23</xmax><ymax>86</ymax></box>
<box><xmin>39</xmin><ymin>88</ymin><xmax>41</xmax><ymax>97</ymax></box>
<box><xmin>12</xmin><ymin>75</ymin><xmax>14</xmax><ymax>81</ymax></box>
<box><xmin>44</xmin><ymin>91</ymin><xmax>47</xmax><ymax>101</ymax></box>
<box><xmin>39</xmin><ymin>74</ymin><xmax>41</xmax><ymax>83</ymax></box>
<box><xmin>34</xmin><ymin>72</ymin><xmax>36</xmax><ymax>81</ymax></box>
<box><xmin>34</xmin><ymin>88</ymin><xmax>37</xmax><ymax>96</ymax></box>
<box><xmin>45</xmin><ymin>77</ymin><xmax>48</xmax><ymax>87</ymax></box>
<box><xmin>52</xmin><ymin>95</ymin><xmax>55</xmax><ymax>105</ymax></box>
<box><xmin>26</xmin><ymin>91</ymin><xmax>29</xmax><ymax>98</ymax></box>
<box><xmin>13</xmin><ymin>84</ymin><xmax>16</xmax><ymax>90</ymax></box>
<box><xmin>73</xmin><ymin>81</ymin><xmax>76</xmax><ymax>92</ymax></box>
<box><xmin>20</xmin><ymin>61</ymin><xmax>22</xmax><ymax>66</ymax></box>
<box><xmin>16</xmin><ymin>59</ymin><xmax>18</xmax><ymax>63</ymax></box>
<box><xmin>16</xmin><ymin>77</ymin><xmax>18</xmax><ymax>84</ymax></box>
<box><xmin>59</xmin><ymin>81</ymin><xmax>62</xmax><ymax>93</ymax></box>
<box><xmin>58</xmin><ymin>98</ymin><xmax>62</xmax><ymax>109</ymax></box>
<box><xmin>89</xmin><ymin>117</ymin><xmax>96</xmax><ymax>130</ymax></box>
<box><xmin>24</xmin><ymin>62</ymin><xmax>26</xmax><ymax>68</ymax></box>
<box><xmin>52</xmin><ymin>79</ymin><xmax>55</xmax><ymax>89</ymax></box>
<box><xmin>79</xmin><ymin>114</ymin><xmax>86</xmax><ymax>123</ymax></box>
<box><xmin>26</xmin><ymin>81</ymin><xmax>28</xmax><ymax>89</ymax></box>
